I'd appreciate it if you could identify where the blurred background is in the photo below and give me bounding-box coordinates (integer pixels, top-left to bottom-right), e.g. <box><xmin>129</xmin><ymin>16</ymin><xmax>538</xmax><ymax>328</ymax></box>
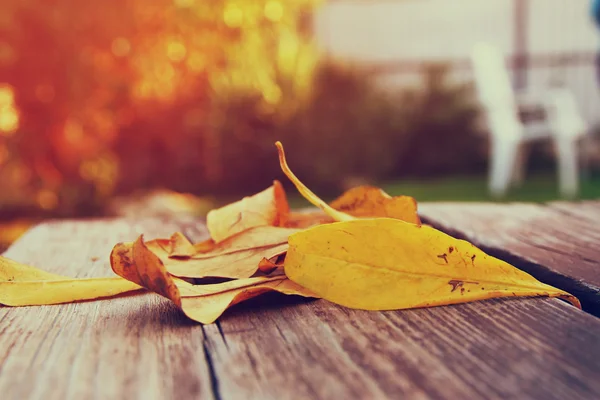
<box><xmin>1</xmin><ymin>0</ymin><xmax>600</xmax><ymax>247</ymax></box>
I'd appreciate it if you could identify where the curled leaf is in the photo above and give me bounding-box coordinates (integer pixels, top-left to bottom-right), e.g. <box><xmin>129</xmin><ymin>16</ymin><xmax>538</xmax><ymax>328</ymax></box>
<box><xmin>257</xmin><ymin>258</ymin><xmax>279</xmax><ymax>274</ymax></box>
<box><xmin>285</xmin><ymin>210</ymin><xmax>335</xmax><ymax>229</ymax></box>
<box><xmin>275</xmin><ymin>141</ymin><xmax>354</xmax><ymax>222</ymax></box>
<box><xmin>169</xmin><ymin>232</ymin><xmax>199</xmax><ymax>258</ymax></box>
<box><xmin>170</xmin><ymin>236</ymin><xmax>218</xmax><ymax>258</ymax></box>
<box><xmin>0</xmin><ymin>256</ymin><xmax>142</xmax><ymax>306</ymax></box>
<box><xmin>330</xmin><ymin>186</ymin><xmax>421</xmax><ymax>225</ymax></box>
<box><xmin>147</xmin><ymin>226</ymin><xmax>299</xmax><ymax>279</ymax></box>
<box><xmin>187</xmin><ymin>226</ymin><xmax>298</xmax><ymax>260</ymax></box>
<box><xmin>206</xmin><ymin>180</ymin><xmax>289</xmax><ymax>243</ymax></box>
<box><xmin>148</xmin><ymin>238</ymin><xmax>289</xmax><ymax>279</ymax></box>
<box><xmin>257</xmin><ymin>248</ymin><xmax>287</xmax><ymax>274</ymax></box>
<box><xmin>111</xmin><ymin>237</ymin><xmax>318</xmax><ymax>324</ymax></box>
<box><xmin>284</xmin><ymin>218</ymin><xmax>580</xmax><ymax>311</ymax></box>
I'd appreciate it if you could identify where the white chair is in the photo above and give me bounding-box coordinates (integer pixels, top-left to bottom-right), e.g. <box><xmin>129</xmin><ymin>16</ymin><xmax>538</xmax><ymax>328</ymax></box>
<box><xmin>471</xmin><ymin>42</ymin><xmax>586</xmax><ymax>198</ymax></box>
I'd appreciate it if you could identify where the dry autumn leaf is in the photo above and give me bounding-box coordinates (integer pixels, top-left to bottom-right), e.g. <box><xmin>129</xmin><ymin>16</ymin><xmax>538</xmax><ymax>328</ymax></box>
<box><xmin>145</xmin><ymin>226</ymin><xmax>299</xmax><ymax>279</ymax></box>
<box><xmin>285</xmin><ymin>210</ymin><xmax>335</xmax><ymax>229</ymax></box>
<box><xmin>284</xmin><ymin>218</ymin><xmax>581</xmax><ymax>311</ymax></box>
<box><xmin>147</xmin><ymin>238</ymin><xmax>290</xmax><ymax>279</ymax></box>
<box><xmin>169</xmin><ymin>232</ymin><xmax>199</xmax><ymax>257</ymax></box>
<box><xmin>188</xmin><ymin>226</ymin><xmax>298</xmax><ymax>260</ymax></box>
<box><xmin>110</xmin><ymin>237</ymin><xmax>317</xmax><ymax>324</ymax></box>
<box><xmin>257</xmin><ymin>248</ymin><xmax>287</xmax><ymax>274</ymax></box>
<box><xmin>330</xmin><ymin>186</ymin><xmax>421</xmax><ymax>225</ymax></box>
<box><xmin>206</xmin><ymin>180</ymin><xmax>289</xmax><ymax>243</ymax></box>
<box><xmin>257</xmin><ymin>258</ymin><xmax>280</xmax><ymax>274</ymax></box>
<box><xmin>169</xmin><ymin>233</ymin><xmax>216</xmax><ymax>258</ymax></box>
<box><xmin>276</xmin><ymin>142</ymin><xmax>420</xmax><ymax>226</ymax></box>
<box><xmin>0</xmin><ymin>255</ymin><xmax>142</xmax><ymax>306</ymax></box>
<box><xmin>284</xmin><ymin>187</ymin><xmax>420</xmax><ymax>229</ymax></box>
<box><xmin>275</xmin><ymin>141</ymin><xmax>354</xmax><ymax>223</ymax></box>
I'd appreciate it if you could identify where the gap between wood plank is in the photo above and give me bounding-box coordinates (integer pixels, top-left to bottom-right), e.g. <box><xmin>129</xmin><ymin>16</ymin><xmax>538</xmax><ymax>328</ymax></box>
<box><xmin>420</xmin><ymin>207</ymin><xmax>600</xmax><ymax>318</ymax></box>
<box><xmin>201</xmin><ymin>324</ymin><xmax>223</xmax><ymax>400</ymax></box>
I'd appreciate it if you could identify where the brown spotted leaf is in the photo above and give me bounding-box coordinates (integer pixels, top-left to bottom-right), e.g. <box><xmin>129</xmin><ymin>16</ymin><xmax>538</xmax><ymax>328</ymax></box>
<box><xmin>284</xmin><ymin>218</ymin><xmax>580</xmax><ymax>311</ymax></box>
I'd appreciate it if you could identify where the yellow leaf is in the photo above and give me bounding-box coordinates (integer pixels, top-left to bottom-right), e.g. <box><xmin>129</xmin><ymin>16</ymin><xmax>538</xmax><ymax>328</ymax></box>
<box><xmin>169</xmin><ymin>232</ymin><xmax>199</xmax><ymax>257</ymax></box>
<box><xmin>193</xmin><ymin>239</ymin><xmax>217</xmax><ymax>254</ymax></box>
<box><xmin>284</xmin><ymin>219</ymin><xmax>580</xmax><ymax>311</ymax></box>
<box><xmin>169</xmin><ymin>234</ymin><xmax>217</xmax><ymax>258</ymax></box>
<box><xmin>206</xmin><ymin>180</ymin><xmax>289</xmax><ymax>243</ymax></box>
<box><xmin>275</xmin><ymin>141</ymin><xmax>354</xmax><ymax>222</ymax></box>
<box><xmin>0</xmin><ymin>255</ymin><xmax>142</xmax><ymax>306</ymax></box>
<box><xmin>188</xmin><ymin>226</ymin><xmax>298</xmax><ymax>260</ymax></box>
<box><xmin>147</xmin><ymin>226</ymin><xmax>299</xmax><ymax>279</ymax></box>
<box><xmin>285</xmin><ymin>210</ymin><xmax>334</xmax><ymax>229</ymax></box>
<box><xmin>110</xmin><ymin>237</ymin><xmax>318</xmax><ymax>324</ymax></box>
<box><xmin>330</xmin><ymin>186</ymin><xmax>421</xmax><ymax>225</ymax></box>
<box><xmin>147</xmin><ymin>238</ymin><xmax>289</xmax><ymax>279</ymax></box>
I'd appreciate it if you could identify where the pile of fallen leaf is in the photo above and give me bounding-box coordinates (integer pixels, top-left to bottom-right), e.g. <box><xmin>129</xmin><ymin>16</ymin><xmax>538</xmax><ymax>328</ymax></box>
<box><xmin>0</xmin><ymin>142</ymin><xmax>580</xmax><ymax>323</ymax></box>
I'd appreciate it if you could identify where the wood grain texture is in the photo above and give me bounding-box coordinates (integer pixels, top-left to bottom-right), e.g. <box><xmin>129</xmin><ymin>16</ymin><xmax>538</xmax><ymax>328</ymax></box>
<box><xmin>204</xmin><ymin>295</ymin><xmax>600</xmax><ymax>400</ymax></box>
<box><xmin>0</xmin><ymin>217</ymin><xmax>214</xmax><ymax>400</ymax></box>
<box><xmin>419</xmin><ymin>202</ymin><xmax>600</xmax><ymax>315</ymax></box>
<box><xmin>1</xmin><ymin>216</ymin><xmax>600</xmax><ymax>400</ymax></box>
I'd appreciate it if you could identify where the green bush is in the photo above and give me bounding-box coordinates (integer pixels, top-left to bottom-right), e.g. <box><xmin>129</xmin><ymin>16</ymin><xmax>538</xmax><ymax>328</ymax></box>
<box><xmin>275</xmin><ymin>62</ymin><xmax>409</xmax><ymax>193</ymax></box>
<box><xmin>395</xmin><ymin>64</ymin><xmax>486</xmax><ymax>177</ymax></box>
<box><xmin>205</xmin><ymin>61</ymin><xmax>485</xmax><ymax>196</ymax></box>
<box><xmin>197</xmin><ymin>61</ymin><xmax>408</xmax><ymax>195</ymax></box>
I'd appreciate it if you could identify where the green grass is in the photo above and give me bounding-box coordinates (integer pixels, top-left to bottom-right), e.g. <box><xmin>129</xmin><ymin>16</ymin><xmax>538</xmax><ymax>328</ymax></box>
<box><xmin>382</xmin><ymin>173</ymin><xmax>600</xmax><ymax>203</ymax></box>
<box><xmin>286</xmin><ymin>173</ymin><xmax>600</xmax><ymax>208</ymax></box>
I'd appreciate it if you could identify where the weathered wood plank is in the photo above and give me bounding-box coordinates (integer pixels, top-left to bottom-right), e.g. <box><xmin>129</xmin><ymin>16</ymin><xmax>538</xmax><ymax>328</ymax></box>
<box><xmin>205</xmin><ymin>294</ymin><xmax>600</xmax><ymax>400</ymax></box>
<box><xmin>550</xmin><ymin>201</ymin><xmax>600</xmax><ymax>224</ymax></box>
<box><xmin>419</xmin><ymin>202</ymin><xmax>600</xmax><ymax>315</ymax></box>
<box><xmin>2</xmin><ymin>217</ymin><xmax>600</xmax><ymax>400</ymax></box>
<box><xmin>0</xmin><ymin>218</ymin><xmax>215</xmax><ymax>400</ymax></box>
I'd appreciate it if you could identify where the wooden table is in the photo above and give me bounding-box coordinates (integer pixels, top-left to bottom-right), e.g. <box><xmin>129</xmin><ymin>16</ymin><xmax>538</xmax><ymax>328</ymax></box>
<box><xmin>2</xmin><ymin>202</ymin><xmax>600</xmax><ymax>399</ymax></box>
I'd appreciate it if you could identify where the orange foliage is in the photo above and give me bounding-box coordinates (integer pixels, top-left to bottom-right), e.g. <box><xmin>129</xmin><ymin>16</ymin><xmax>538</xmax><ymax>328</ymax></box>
<box><xmin>0</xmin><ymin>0</ymin><xmax>319</xmax><ymax>214</ymax></box>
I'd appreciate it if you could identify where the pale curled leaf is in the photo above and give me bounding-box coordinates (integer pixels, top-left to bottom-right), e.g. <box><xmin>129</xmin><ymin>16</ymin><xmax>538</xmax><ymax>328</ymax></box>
<box><xmin>0</xmin><ymin>256</ymin><xmax>142</xmax><ymax>306</ymax></box>
<box><xmin>110</xmin><ymin>238</ymin><xmax>318</xmax><ymax>324</ymax></box>
<box><xmin>284</xmin><ymin>219</ymin><xmax>580</xmax><ymax>311</ymax></box>
<box><xmin>148</xmin><ymin>238</ymin><xmax>289</xmax><ymax>279</ymax></box>
<box><xmin>169</xmin><ymin>232</ymin><xmax>198</xmax><ymax>258</ymax></box>
<box><xmin>149</xmin><ymin>226</ymin><xmax>298</xmax><ymax>279</ymax></box>
<box><xmin>169</xmin><ymin>226</ymin><xmax>296</xmax><ymax>259</ymax></box>
<box><xmin>187</xmin><ymin>226</ymin><xmax>298</xmax><ymax>260</ymax></box>
<box><xmin>169</xmin><ymin>235</ymin><xmax>217</xmax><ymax>258</ymax></box>
<box><xmin>285</xmin><ymin>210</ymin><xmax>335</xmax><ymax>229</ymax></box>
<box><xmin>206</xmin><ymin>180</ymin><xmax>289</xmax><ymax>243</ymax></box>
